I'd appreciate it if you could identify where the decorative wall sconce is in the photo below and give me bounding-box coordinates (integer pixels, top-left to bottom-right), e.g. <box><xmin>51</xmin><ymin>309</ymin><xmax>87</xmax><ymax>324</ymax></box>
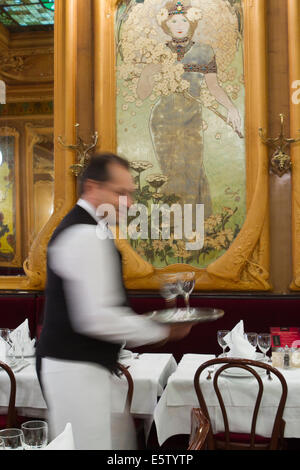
<box><xmin>259</xmin><ymin>114</ymin><xmax>300</xmax><ymax>177</ymax></box>
<box><xmin>58</xmin><ymin>123</ymin><xmax>99</xmax><ymax>176</ymax></box>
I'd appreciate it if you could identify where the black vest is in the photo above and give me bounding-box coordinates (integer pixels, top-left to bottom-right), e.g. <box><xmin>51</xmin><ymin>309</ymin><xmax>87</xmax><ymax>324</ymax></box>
<box><xmin>36</xmin><ymin>204</ymin><xmax>124</xmax><ymax>373</ymax></box>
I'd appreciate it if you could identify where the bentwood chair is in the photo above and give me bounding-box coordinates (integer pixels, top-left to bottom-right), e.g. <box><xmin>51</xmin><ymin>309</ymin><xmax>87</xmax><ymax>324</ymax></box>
<box><xmin>116</xmin><ymin>362</ymin><xmax>146</xmax><ymax>449</ymax></box>
<box><xmin>116</xmin><ymin>363</ymin><xmax>134</xmax><ymax>409</ymax></box>
<box><xmin>0</xmin><ymin>361</ymin><xmax>17</xmax><ymax>428</ymax></box>
<box><xmin>193</xmin><ymin>358</ymin><xmax>288</xmax><ymax>450</ymax></box>
<box><xmin>188</xmin><ymin>408</ymin><xmax>210</xmax><ymax>450</ymax></box>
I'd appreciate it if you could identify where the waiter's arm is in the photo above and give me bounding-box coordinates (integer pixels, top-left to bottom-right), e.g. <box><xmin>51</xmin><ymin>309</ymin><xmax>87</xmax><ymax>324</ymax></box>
<box><xmin>49</xmin><ymin>224</ymin><xmax>174</xmax><ymax>348</ymax></box>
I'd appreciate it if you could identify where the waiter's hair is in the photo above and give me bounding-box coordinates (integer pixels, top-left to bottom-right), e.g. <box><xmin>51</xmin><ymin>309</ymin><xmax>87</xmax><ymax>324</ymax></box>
<box><xmin>79</xmin><ymin>152</ymin><xmax>130</xmax><ymax>195</ymax></box>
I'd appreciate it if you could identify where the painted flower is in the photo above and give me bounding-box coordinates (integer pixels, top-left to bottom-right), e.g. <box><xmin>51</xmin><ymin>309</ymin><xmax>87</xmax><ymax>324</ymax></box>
<box><xmin>174</xmin><ymin>247</ymin><xmax>190</xmax><ymax>259</ymax></box>
<box><xmin>225</xmin><ymin>84</ymin><xmax>233</xmax><ymax>94</ymax></box>
<box><xmin>153</xmin><ymin>240</ymin><xmax>165</xmax><ymax>251</ymax></box>
<box><xmin>152</xmin><ymin>192</ymin><xmax>164</xmax><ymax>201</ymax></box>
<box><xmin>130</xmin><ymin>161</ymin><xmax>153</xmax><ymax>173</ymax></box>
<box><xmin>222</xmin><ymin>206</ymin><xmax>234</xmax><ymax>216</ymax></box>
<box><xmin>146</xmin><ymin>174</ymin><xmax>168</xmax><ymax>190</ymax></box>
<box><xmin>124</xmin><ymin>95</ymin><xmax>135</xmax><ymax>103</ymax></box>
<box><xmin>186</xmin><ymin>7</ymin><xmax>202</xmax><ymax>22</ymax></box>
<box><xmin>156</xmin><ymin>8</ymin><xmax>168</xmax><ymax>26</ymax></box>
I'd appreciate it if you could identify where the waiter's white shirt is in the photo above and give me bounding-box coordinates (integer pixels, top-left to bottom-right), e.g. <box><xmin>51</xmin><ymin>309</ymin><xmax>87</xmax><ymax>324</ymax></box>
<box><xmin>47</xmin><ymin>198</ymin><xmax>169</xmax><ymax>348</ymax></box>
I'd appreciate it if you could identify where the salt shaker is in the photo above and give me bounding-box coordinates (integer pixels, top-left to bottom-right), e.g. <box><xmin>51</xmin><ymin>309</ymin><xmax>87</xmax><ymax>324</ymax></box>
<box><xmin>283</xmin><ymin>345</ymin><xmax>290</xmax><ymax>370</ymax></box>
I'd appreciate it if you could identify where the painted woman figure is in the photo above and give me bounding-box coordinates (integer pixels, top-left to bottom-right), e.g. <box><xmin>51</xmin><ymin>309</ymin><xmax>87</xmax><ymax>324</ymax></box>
<box><xmin>137</xmin><ymin>0</ymin><xmax>242</xmax><ymax>217</ymax></box>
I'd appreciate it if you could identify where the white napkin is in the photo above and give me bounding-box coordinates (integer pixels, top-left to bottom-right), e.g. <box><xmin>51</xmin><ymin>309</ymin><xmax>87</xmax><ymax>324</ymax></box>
<box><xmin>118</xmin><ymin>349</ymin><xmax>133</xmax><ymax>368</ymax></box>
<box><xmin>9</xmin><ymin>319</ymin><xmax>36</xmax><ymax>356</ymax></box>
<box><xmin>224</xmin><ymin>320</ymin><xmax>256</xmax><ymax>359</ymax></box>
<box><xmin>119</xmin><ymin>349</ymin><xmax>133</xmax><ymax>360</ymax></box>
<box><xmin>44</xmin><ymin>423</ymin><xmax>75</xmax><ymax>450</ymax></box>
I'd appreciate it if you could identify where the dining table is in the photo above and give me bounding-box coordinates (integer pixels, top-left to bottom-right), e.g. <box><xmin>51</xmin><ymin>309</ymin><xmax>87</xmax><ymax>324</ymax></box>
<box><xmin>154</xmin><ymin>353</ymin><xmax>300</xmax><ymax>446</ymax></box>
<box><xmin>0</xmin><ymin>353</ymin><xmax>177</xmax><ymax>448</ymax></box>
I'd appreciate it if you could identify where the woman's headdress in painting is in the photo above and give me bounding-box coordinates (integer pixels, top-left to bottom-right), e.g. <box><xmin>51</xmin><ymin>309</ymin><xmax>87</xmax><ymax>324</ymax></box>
<box><xmin>168</xmin><ymin>1</ymin><xmax>188</xmax><ymax>16</ymax></box>
<box><xmin>157</xmin><ymin>1</ymin><xmax>202</xmax><ymax>26</ymax></box>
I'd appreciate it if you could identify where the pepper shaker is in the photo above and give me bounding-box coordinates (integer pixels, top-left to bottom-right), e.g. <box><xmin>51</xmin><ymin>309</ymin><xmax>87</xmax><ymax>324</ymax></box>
<box><xmin>283</xmin><ymin>345</ymin><xmax>290</xmax><ymax>370</ymax></box>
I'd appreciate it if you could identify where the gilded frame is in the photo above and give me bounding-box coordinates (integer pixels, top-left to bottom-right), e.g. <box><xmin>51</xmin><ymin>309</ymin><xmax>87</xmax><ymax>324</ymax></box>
<box><xmin>288</xmin><ymin>0</ymin><xmax>300</xmax><ymax>290</ymax></box>
<box><xmin>95</xmin><ymin>0</ymin><xmax>270</xmax><ymax>291</ymax></box>
<box><xmin>0</xmin><ymin>0</ymin><xmax>77</xmax><ymax>290</ymax></box>
<box><xmin>0</xmin><ymin>126</ymin><xmax>22</xmax><ymax>268</ymax></box>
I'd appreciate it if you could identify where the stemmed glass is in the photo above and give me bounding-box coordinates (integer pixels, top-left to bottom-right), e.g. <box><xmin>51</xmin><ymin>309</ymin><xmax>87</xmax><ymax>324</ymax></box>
<box><xmin>258</xmin><ymin>333</ymin><xmax>271</xmax><ymax>361</ymax></box>
<box><xmin>158</xmin><ymin>274</ymin><xmax>179</xmax><ymax>310</ymax></box>
<box><xmin>7</xmin><ymin>329</ymin><xmax>17</xmax><ymax>363</ymax></box>
<box><xmin>245</xmin><ymin>332</ymin><xmax>258</xmax><ymax>350</ymax></box>
<box><xmin>217</xmin><ymin>330</ymin><xmax>230</xmax><ymax>357</ymax></box>
<box><xmin>21</xmin><ymin>421</ymin><xmax>48</xmax><ymax>450</ymax></box>
<box><xmin>177</xmin><ymin>272</ymin><xmax>195</xmax><ymax>313</ymax></box>
<box><xmin>0</xmin><ymin>329</ymin><xmax>11</xmax><ymax>362</ymax></box>
<box><xmin>0</xmin><ymin>328</ymin><xmax>17</xmax><ymax>363</ymax></box>
<box><xmin>0</xmin><ymin>329</ymin><xmax>10</xmax><ymax>342</ymax></box>
<box><xmin>16</xmin><ymin>330</ymin><xmax>25</xmax><ymax>362</ymax></box>
<box><xmin>0</xmin><ymin>429</ymin><xmax>25</xmax><ymax>450</ymax></box>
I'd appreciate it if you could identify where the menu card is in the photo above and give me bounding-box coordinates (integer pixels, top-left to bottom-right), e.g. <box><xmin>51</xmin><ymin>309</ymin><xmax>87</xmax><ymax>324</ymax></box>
<box><xmin>270</xmin><ymin>327</ymin><xmax>300</xmax><ymax>349</ymax></box>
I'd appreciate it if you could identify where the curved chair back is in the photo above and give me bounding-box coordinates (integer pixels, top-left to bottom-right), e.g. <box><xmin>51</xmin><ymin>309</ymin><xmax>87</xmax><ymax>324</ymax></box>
<box><xmin>188</xmin><ymin>408</ymin><xmax>210</xmax><ymax>450</ymax></box>
<box><xmin>194</xmin><ymin>358</ymin><xmax>287</xmax><ymax>450</ymax></box>
<box><xmin>116</xmin><ymin>363</ymin><xmax>134</xmax><ymax>410</ymax></box>
<box><xmin>0</xmin><ymin>361</ymin><xmax>17</xmax><ymax>428</ymax></box>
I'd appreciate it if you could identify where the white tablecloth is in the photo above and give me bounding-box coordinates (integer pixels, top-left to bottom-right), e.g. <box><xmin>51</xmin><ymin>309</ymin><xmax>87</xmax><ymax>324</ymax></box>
<box><xmin>0</xmin><ymin>358</ymin><xmax>47</xmax><ymax>414</ymax></box>
<box><xmin>112</xmin><ymin>353</ymin><xmax>177</xmax><ymax>415</ymax></box>
<box><xmin>154</xmin><ymin>354</ymin><xmax>300</xmax><ymax>445</ymax></box>
<box><xmin>0</xmin><ymin>354</ymin><xmax>177</xmax><ymax>421</ymax></box>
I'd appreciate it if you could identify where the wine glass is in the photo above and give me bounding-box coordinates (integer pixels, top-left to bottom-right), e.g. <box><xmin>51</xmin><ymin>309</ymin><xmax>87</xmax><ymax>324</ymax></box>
<box><xmin>21</xmin><ymin>421</ymin><xmax>48</xmax><ymax>450</ymax></box>
<box><xmin>0</xmin><ymin>429</ymin><xmax>25</xmax><ymax>450</ymax></box>
<box><xmin>0</xmin><ymin>329</ymin><xmax>10</xmax><ymax>342</ymax></box>
<box><xmin>177</xmin><ymin>272</ymin><xmax>195</xmax><ymax>313</ymax></box>
<box><xmin>0</xmin><ymin>328</ymin><xmax>10</xmax><ymax>361</ymax></box>
<box><xmin>158</xmin><ymin>274</ymin><xmax>179</xmax><ymax>310</ymax></box>
<box><xmin>0</xmin><ymin>438</ymin><xmax>5</xmax><ymax>450</ymax></box>
<box><xmin>16</xmin><ymin>330</ymin><xmax>25</xmax><ymax>362</ymax></box>
<box><xmin>245</xmin><ymin>332</ymin><xmax>258</xmax><ymax>350</ymax></box>
<box><xmin>217</xmin><ymin>330</ymin><xmax>230</xmax><ymax>357</ymax></box>
<box><xmin>6</xmin><ymin>329</ymin><xmax>17</xmax><ymax>363</ymax></box>
<box><xmin>258</xmin><ymin>333</ymin><xmax>271</xmax><ymax>361</ymax></box>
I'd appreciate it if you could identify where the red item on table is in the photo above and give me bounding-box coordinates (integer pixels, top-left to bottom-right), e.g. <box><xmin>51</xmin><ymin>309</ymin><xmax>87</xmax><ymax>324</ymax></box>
<box><xmin>270</xmin><ymin>327</ymin><xmax>300</xmax><ymax>348</ymax></box>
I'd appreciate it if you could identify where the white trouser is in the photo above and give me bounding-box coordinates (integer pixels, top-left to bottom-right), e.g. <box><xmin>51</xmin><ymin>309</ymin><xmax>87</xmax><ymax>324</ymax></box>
<box><xmin>41</xmin><ymin>357</ymin><xmax>137</xmax><ymax>450</ymax></box>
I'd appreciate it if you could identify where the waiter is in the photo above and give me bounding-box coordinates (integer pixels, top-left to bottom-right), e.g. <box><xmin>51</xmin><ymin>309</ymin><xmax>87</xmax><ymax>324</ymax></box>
<box><xmin>36</xmin><ymin>153</ymin><xmax>192</xmax><ymax>450</ymax></box>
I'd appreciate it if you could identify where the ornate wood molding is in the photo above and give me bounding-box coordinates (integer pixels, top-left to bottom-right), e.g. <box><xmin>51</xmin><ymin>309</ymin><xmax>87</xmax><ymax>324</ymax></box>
<box><xmin>0</xmin><ymin>28</ymin><xmax>54</xmax><ymax>102</ymax></box>
<box><xmin>0</xmin><ymin>0</ymin><xmax>77</xmax><ymax>290</ymax></box>
<box><xmin>288</xmin><ymin>0</ymin><xmax>300</xmax><ymax>290</ymax></box>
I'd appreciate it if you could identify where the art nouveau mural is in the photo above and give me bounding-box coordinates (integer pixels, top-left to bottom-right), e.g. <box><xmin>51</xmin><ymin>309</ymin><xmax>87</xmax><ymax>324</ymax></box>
<box><xmin>116</xmin><ymin>0</ymin><xmax>246</xmax><ymax>268</ymax></box>
<box><xmin>0</xmin><ymin>133</ymin><xmax>17</xmax><ymax>264</ymax></box>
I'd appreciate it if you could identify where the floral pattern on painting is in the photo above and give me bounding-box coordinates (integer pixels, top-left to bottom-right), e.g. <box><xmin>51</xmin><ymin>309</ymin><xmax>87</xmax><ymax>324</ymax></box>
<box><xmin>116</xmin><ymin>0</ymin><xmax>245</xmax><ymax>268</ymax></box>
